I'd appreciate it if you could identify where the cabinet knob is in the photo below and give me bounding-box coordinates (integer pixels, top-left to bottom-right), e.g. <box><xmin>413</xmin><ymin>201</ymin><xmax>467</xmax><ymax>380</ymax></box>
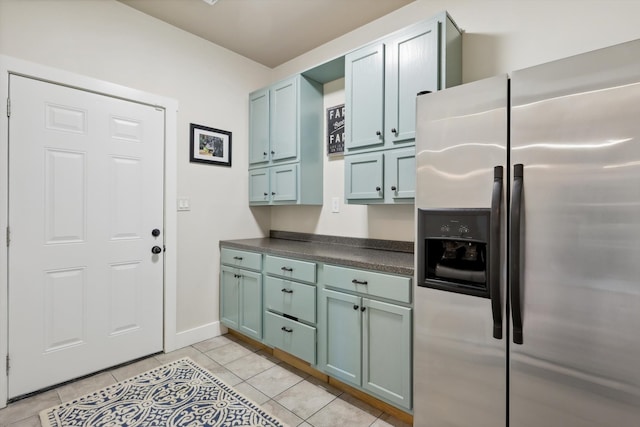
<box><xmin>375</xmin><ymin>186</ymin><xmax>381</xmax><ymax>192</ymax></box>
<box><xmin>391</xmin><ymin>128</ymin><xmax>397</xmax><ymax>135</ymax></box>
<box><xmin>391</xmin><ymin>186</ymin><xmax>397</xmax><ymax>191</ymax></box>
<box><xmin>151</xmin><ymin>246</ymin><xmax>162</xmax><ymax>254</ymax></box>
<box><xmin>263</xmin><ymin>192</ymin><xmax>268</xmax><ymax>196</ymax></box>
<box><xmin>353</xmin><ymin>305</ymin><xmax>359</xmax><ymax>310</ymax></box>
<box><xmin>271</xmin><ymin>192</ymin><xmax>276</xmax><ymax>195</ymax></box>
<box><xmin>263</xmin><ymin>151</ymin><xmax>267</xmax><ymax>156</ymax></box>
<box><xmin>376</xmin><ymin>130</ymin><xmax>381</xmax><ymax>136</ymax></box>
<box><xmin>233</xmin><ymin>256</ymin><xmax>243</xmax><ymax>261</ymax></box>
<box><xmin>361</xmin><ymin>306</ymin><xmax>366</xmax><ymax>312</ymax></box>
<box><xmin>271</xmin><ymin>150</ymin><xmax>275</xmax><ymax>155</ymax></box>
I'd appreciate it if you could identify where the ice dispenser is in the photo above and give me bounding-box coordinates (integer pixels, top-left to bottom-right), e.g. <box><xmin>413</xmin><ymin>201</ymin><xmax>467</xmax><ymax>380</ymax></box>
<box><xmin>417</xmin><ymin>209</ymin><xmax>491</xmax><ymax>298</ymax></box>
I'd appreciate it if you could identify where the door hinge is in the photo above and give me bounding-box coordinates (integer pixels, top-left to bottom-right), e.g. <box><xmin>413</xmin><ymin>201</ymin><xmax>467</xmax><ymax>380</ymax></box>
<box><xmin>6</xmin><ymin>355</ymin><xmax>9</xmax><ymax>375</ymax></box>
<box><xmin>6</xmin><ymin>97</ymin><xmax>10</xmax><ymax>118</ymax></box>
<box><xmin>6</xmin><ymin>227</ymin><xmax>10</xmax><ymax>247</ymax></box>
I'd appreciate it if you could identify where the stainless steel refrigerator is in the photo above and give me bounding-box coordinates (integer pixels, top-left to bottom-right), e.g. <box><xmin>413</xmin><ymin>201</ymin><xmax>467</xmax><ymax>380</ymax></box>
<box><xmin>414</xmin><ymin>39</ymin><xmax>640</xmax><ymax>427</ymax></box>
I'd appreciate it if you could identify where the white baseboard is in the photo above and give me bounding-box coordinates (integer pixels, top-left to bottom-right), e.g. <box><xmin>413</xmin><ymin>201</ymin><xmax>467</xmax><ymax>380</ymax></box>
<box><xmin>169</xmin><ymin>321</ymin><xmax>228</xmax><ymax>352</ymax></box>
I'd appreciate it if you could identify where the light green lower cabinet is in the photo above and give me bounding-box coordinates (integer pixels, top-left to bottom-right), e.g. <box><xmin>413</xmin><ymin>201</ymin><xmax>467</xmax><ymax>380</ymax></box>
<box><xmin>264</xmin><ymin>276</ymin><xmax>316</xmax><ymax>323</ymax></box>
<box><xmin>220</xmin><ymin>265</ymin><xmax>262</xmax><ymax>341</ymax></box>
<box><xmin>320</xmin><ymin>287</ymin><xmax>413</xmax><ymax>410</ymax></box>
<box><xmin>323</xmin><ymin>289</ymin><xmax>362</xmax><ymax>384</ymax></box>
<box><xmin>362</xmin><ymin>298</ymin><xmax>412</xmax><ymax>409</ymax></box>
<box><xmin>264</xmin><ymin>311</ymin><xmax>316</xmax><ymax>364</ymax></box>
<box><xmin>219</xmin><ymin>248</ymin><xmax>412</xmax><ymax>412</ymax></box>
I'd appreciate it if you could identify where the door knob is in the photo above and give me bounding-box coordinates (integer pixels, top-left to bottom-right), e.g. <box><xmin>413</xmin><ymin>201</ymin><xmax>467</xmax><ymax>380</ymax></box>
<box><xmin>151</xmin><ymin>229</ymin><xmax>161</xmax><ymax>237</ymax></box>
<box><xmin>151</xmin><ymin>246</ymin><xmax>162</xmax><ymax>254</ymax></box>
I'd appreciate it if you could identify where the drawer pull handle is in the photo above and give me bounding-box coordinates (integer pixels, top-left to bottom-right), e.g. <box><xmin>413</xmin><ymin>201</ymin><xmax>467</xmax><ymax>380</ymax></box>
<box><xmin>281</xmin><ymin>288</ymin><xmax>293</xmax><ymax>294</ymax></box>
<box><xmin>234</xmin><ymin>274</ymin><xmax>242</xmax><ymax>279</ymax></box>
<box><xmin>352</xmin><ymin>279</ymin><xmax>368</xmax><ymax>285</ymax></box>
<box><xmin>281</xmin><ymin>267</ymin><xmax>293</xmax><ymax>272</ymax></box>
<box><xmin>233</xmin><ymin>256</ymin><xmax>243</xmax><ymax>261</ymax></box>
<box><xmin>281</xmin><ymin>326</ymin><xmax>293</xmax><ymax>333</ymax></box>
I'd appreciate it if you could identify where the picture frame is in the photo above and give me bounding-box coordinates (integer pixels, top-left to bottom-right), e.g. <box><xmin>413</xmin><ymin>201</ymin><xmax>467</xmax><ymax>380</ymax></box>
<box><xmin>189</xmin><ymin>123</ymin><xmax>232</xmax><ymax>167</ymax></box>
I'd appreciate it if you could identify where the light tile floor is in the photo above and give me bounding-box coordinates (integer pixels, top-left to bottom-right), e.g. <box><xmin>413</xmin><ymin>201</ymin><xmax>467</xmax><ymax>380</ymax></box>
<box><xmin>0</xmin><ymin>333</ymin><xmax>411</xmax><ymax>427</ymax></box>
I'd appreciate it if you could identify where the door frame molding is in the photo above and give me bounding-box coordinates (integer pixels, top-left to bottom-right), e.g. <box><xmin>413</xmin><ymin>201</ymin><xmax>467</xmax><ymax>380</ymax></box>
<box><xmin>0</xmin><ymin>55</ymin><xmax>179</xmax><ymax>407</ymax></box>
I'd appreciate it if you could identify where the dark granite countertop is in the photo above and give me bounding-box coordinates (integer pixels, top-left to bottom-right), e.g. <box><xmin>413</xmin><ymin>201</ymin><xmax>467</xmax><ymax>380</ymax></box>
<box><xmin>219</xmin><ymin>230</ymin><xmax>415</xmax><ymax>276</ymax></box>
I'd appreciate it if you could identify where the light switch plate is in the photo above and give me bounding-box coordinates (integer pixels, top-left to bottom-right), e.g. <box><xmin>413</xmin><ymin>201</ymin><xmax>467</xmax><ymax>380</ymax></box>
<box><xmin>177</xmin><ymin>198</ymin><xmax>191</xmax><ymax>211</ymax></box>
<box><xmin>331</xmin><ymin>197</ymin><xmax>340</xmax><ymax>213</ymax></box>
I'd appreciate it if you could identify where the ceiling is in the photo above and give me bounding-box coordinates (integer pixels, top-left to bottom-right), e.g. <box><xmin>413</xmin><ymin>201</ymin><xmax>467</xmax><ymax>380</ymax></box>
<box><xmin>117</xmin><ymin>0</ymin><xmax>414</xmax><ymax>68</ymax></box>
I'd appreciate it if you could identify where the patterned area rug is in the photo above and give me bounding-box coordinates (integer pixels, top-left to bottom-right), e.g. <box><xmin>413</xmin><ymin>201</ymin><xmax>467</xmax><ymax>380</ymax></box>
<box><xmin>40</xmin><ymin>357</ymin><xmax>285</xmax><ymax>427</ymax></box>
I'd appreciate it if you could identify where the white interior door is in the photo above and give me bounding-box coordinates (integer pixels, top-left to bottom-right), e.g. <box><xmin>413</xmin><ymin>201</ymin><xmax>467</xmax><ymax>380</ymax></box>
<box><xmin>7</xmin><ymin>75</ymin><xmax>164</xmax><ymax>398</ymax></box>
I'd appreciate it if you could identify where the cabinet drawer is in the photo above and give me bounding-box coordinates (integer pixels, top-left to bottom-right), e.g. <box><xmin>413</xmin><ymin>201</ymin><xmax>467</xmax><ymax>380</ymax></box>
<box><xmin>265</xmin><ymin>255</ymin><xmax>316</xmax><ymax>284</ymax></box>
<box><xmin>265</xmin><ymin>276</ymin><xmax>316</xmax><ymax>324</ymax></box>
<box><xmin>220</xmin><ymin>248</ymin><xmax>262</xmax><ymax>271</ymax></box>
<box><xmin>264</xmin><ymin>311</ymin><xmax>316</xmax><ymax>364</ymax></box>
<box><xmin>323</xmin><ymin>264</ymin><xmax>411</xmax><ymax>304</ymax></box>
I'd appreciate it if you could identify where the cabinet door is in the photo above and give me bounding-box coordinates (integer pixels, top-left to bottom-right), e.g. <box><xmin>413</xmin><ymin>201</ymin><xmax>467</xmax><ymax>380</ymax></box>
<box><xmin>345</xmin><ymin>43</ymin><xmax>385</xmax><ymax>151</ymax></box>
<box><xmin>322</xmin><ymin>289</ymin><xmax>362</xmax><ymax>386</ymax></box>
<box><xmin>220</xmin><ymin>266</ymin><xmax>240</xmax><ymax>330</ymax></box>
<box><xmin>249</xmin><ymin>89</ymin><xmax>270</xmax><ymax>165</ymax></box>
<box><xmin>249</xmin><ymin>167</ymin><xmax>270</xmax><ymax>204</ymax></box>
<box><xmin>385</xmin><ymin>147</ymin><xmax>416</xmax><ymax>201</ymax></box>
<box><xmin>345</xmin><ymin>152</ymin><xmax>384</xmax><ymax>200</ymax></box>
<box><xmin>239</xmin><ymin>270</ymin><xmax>263</xmax><ymax>340</ymax></box>
<box><xmin>385</xmin><ymin>20</ymin><xmax>439</xmax><ymax>145</ymax></box>
<box><xmin>270</xmin><ymin>77</ymin><xmax>298</xmax><ymax>162</ymax></box>
<box><xmin>270</xmin><ymin>164</ymin><xmax>298</xmax><ymax>203</ymax></box>
<box><xmin>362</xmin><ymin>298</ymin><xmax>412</xmax><ymax>409</ymax></box>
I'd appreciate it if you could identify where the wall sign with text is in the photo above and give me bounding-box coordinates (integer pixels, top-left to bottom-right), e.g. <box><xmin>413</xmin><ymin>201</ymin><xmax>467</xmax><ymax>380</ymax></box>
<box><xmin>327</xmin><ymin>104</ymin><xmax>345</xmax><ymax>156</ymax></box>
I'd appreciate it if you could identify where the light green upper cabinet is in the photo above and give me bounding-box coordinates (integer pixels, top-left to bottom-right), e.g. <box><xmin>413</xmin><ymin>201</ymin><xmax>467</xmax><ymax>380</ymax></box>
<box><xmin>344</xmin><ymin>12</ymin><xmax>461</xmax><ymax>205</ymax></box>
<box><xmin>345</xmin><ymin>43</ymin><xmax>385</xmax><ymax>151</ymax></box>
<box><xmin>249</xmin><ymin>75</ymin><xmax>324</xmax><ymax>205</ymax></box>
<box><xmin>270</xmin><ymin>78</ymin><xmax>298</xmax><ymax>162</ymax></box>
<box><xmin>384</xmin><ymin>21</ymin><xmax>439</xmax><ymax>145</ymax></box>
<box><xmin>248</xmin><ymin>75</ymin><xmax>323</xmax><ymax>206</ymax></box>
<box><xmin>248</xmin><ymin>89</ymin><xmax>270</xmax><ymax>165</ymax></box>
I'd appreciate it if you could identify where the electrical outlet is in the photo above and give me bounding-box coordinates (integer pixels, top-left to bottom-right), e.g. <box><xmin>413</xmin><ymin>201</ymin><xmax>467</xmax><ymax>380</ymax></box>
<box><xmin>331</xmin><ymin>197</ymin><xmax>340</xmax><ymax>213</ymax></box>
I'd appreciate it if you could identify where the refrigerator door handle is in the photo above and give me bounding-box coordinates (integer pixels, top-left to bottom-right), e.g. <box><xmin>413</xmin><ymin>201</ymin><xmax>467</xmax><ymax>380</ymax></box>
<box><xmin>490</xmin><ymin>166</ymin><xmax>503</xmax><ymax>339</ymax></box>
<box><xmin>511</xmin><ymin>163</ymin><xmax>524</xmax><ymax>344</ymax></box>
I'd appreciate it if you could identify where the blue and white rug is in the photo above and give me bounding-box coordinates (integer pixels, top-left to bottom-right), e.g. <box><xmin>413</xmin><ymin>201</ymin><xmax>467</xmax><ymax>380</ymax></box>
<box><xmin>40</xmin><ymin>357</ymin><xmax>285</xmax><ymax>427</ymax></box>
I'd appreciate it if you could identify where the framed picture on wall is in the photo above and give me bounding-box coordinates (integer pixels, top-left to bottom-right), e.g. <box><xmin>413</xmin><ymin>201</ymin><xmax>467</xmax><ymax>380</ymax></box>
<box><xmin>189</xmin><ymin>123</ymin><xmax>232</xmax><ymax>167</ymax></box>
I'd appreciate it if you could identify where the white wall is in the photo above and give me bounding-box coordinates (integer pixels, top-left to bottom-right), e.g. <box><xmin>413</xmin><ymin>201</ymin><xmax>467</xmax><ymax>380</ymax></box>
<box><xmin>0</xmin><ymin>0</ymin><xmax>272</xmax><ymax>336</ymax></box>
<box><xmin>270</xmin><ymin>0</ymin><xmax>640</xmax><ymax>242</ymax></box>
